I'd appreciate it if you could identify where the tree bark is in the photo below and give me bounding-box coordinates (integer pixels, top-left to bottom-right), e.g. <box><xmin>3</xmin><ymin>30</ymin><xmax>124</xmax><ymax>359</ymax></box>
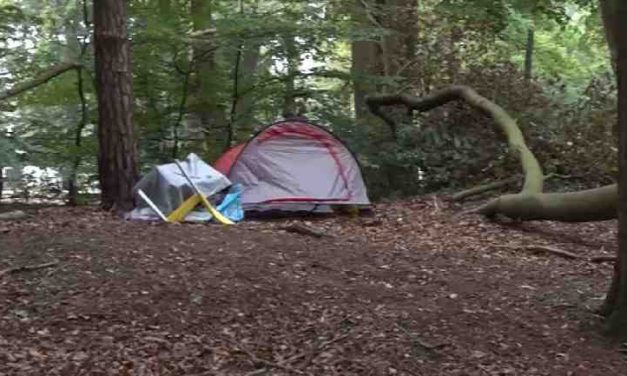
<box><xmin>350</xmin><ymin>0</ymin><xmax>418</xmax><ymax>124</ymax></box>
<box><xmin>351</xmin><ymin>0</ymin><xmax>382</xmax><ymax>122</ymax></box>
<box><xmin>94</xmin><ymin>0</ymin><xmax>139</xmax><ymax>211</ymax></box>
<box><xmin>605</xmin><ymin>0</ymin><xmax>627</xmax><ymax>337</ymax></box>
<box><xmin>599</xmin><ymin>0</ymin><xmax>618</xmax><ymax>71</ymax></box>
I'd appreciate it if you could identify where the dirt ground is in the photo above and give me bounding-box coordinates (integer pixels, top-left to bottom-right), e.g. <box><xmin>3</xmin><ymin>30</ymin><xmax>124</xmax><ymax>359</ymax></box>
<box><xmin>0</xmin><ymin>199</ymin><xmax>626</xmax><ymax>375</ymax></box>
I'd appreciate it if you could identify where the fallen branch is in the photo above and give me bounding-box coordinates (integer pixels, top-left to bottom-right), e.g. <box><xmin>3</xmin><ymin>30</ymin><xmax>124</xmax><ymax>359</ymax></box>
<box><xmin>0</xmin><ymin>261</ymin><xmax>59</xmax><ymax>277</ymax></box>
<box><xmin>0</xmin><ymin>62</ymin><xmax>81</xmax><ymax>101</ymax></box>
<box><xmin>524</xmin><ymin>245</ymin><xmax>582</xmax><ymax>260</ymax></box>
<box><xmin>590</xmin><ymin>255</ymin><xmax>617</xmax><ymax>263</ymax></box>
<box><xmin>496</xmin><ymin>245</ymin><xmax>615</xmax><ymax>263</ymax></box>
<box><xmin>452</xmin><ymin>176</ymin><xmax>521</xmax><ymax>202</ymax></box>
<box><xmin>281</xmin><ymin>222</ymin><xmax>334</xmax><ymax>238</ymax></box>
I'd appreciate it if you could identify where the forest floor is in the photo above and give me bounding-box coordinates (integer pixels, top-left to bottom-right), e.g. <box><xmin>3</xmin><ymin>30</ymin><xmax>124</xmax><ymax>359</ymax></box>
<box><xmin>0</xmin><ymin>199</ymin><xmax>626</xmax><ymax>375</ymax></box>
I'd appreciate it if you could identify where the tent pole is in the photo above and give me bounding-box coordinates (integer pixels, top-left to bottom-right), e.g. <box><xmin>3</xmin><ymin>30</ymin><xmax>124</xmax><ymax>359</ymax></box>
<box><xmin>137</xmin><ymin>189</ymin><xmax>170</xmax><ymax>222</ymax></box>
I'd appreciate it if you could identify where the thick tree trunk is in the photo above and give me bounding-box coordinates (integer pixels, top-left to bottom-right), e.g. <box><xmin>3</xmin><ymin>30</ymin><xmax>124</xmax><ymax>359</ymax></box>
<box><xmin>94</xmin><ymin>0</ymin><xmax>139</xmax><ymax>211</ymax></box>
<box><xmin>351</xmin><ymin>0</ymin><xmax>418</xmax><ymax>124</ymax></box>
<box><xmin>605</xmin><ymin>0</ymin><xmax>627</xmax><ymax>337</ymax></box>
<box><xmin>599</xmin><ymin>0</ymin><xmax>618</xmax><ymax>71</ymax></box>
<box><xmin>0</xmin><ymin>166</ymin><xmax>3</xmax><ymax>202</ymax></box>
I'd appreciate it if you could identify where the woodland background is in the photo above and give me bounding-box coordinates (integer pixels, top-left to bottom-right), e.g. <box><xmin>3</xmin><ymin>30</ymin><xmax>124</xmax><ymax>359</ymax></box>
<box><xmin>0</xmin><ymin>0</ymin><xmax>616</xmax><ymax>203</ymax></box>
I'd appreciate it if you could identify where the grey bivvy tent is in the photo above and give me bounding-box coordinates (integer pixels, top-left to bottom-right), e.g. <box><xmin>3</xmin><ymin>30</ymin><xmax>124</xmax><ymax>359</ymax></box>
<box><xmin>128</xmin><ymin>153</ymin><xmax>234</xmax><ymax>221</ymax></box>
<box><xmin>214</xmin><ymin>120</ymin><xmax>371</xmax><ymax>214</ymax></box>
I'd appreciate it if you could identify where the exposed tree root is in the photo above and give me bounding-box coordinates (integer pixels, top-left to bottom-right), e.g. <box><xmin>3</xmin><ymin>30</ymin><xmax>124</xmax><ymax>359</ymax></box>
<box><xmin>452</xmin><ymin>176</ymin><xmax>521</xmax><ymax>201</ymax></box>
<box><xmin>366</xmin><ymin>85</ymin><xmax>544</xmax><ymax>194</ymax></box>
<box><xmin>497</xmin><ymin>245</ymin><xmax>615</xmax><ymax>263</ymax></box>
<box><xmin>366</xmin><ymin>85</ymin><xmax>618</xmax><ymax>222</ymax></box>
<box><xmin>476</xmin><ymin>185</ymin><xmax>617</xmax><ymax>222</ymax></box>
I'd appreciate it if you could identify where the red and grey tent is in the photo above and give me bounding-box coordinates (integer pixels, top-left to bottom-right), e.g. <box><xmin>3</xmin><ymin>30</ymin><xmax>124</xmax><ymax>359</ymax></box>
<box><xmin>214</xmin><ymin>120</ymin><xmax>371</xmax><ymax>214</ymax></box>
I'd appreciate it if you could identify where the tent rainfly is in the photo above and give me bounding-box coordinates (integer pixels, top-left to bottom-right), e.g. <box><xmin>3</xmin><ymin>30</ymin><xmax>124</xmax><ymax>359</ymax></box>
<box><xmin>214</xmin><ymin>120</ymin><xmax>371</xmax><ymax>214</ymax></box>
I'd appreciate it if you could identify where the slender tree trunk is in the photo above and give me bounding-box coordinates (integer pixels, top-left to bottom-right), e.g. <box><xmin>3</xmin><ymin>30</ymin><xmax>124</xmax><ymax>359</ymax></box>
<box><xmin>0</xmin><ymin>166</ymin><xmax>3</xmax><ymax>202</ymax></box>
<box><xmin>227</xmin><ymin>0</ymin><xmax>260</xmax><ymax>140</ymax></box>
<box><xmin>68</xmin><ymin>66</ymin><xmax>88</xmax><ymax>206</ymax></box>
<box><xmin>68</xmin><ymin>0</ymin><xmax>90</xmax><ymax>206</ymax></box>
<box><xmin>232</xmin><ymin>40</ymin><xmax>260</xmax><ymax>135</ymax></box>
<box><xmin>524</xmin><ymin>27</ymin><xmax>534</xmax><ymax>81</ymax></box>
<box><xmin>282</xmin><ymin>34</ymin><xmax>300</xmax><ymax>118</ymax></box>
<box><xmin>606</xmin><ymin>0</ymin><xmax>627</xmax><ymax>337</ymax></box>
<box><xmin>94</xmin><ymin>0</ymin><xmax>139</xmax><ymax>211</ymax></box>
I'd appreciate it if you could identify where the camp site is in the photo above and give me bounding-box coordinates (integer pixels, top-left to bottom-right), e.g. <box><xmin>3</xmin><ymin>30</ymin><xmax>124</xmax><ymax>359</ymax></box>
<box><xmin>1</xmin><ymin>0</ymin><xmax>627</xmax><ymax>375</ymax></box>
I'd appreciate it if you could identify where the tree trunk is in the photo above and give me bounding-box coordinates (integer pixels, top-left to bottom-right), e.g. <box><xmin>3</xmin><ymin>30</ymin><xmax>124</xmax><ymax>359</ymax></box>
<box><xmin>68</xmin><ymin>1</ymin><xmax>90</xmax><ymax>206</ymax></box>
<box><xmin>94</xmin><ymin>0</ymin><xmax>139</xmax><ymax>212</ymax></box>
<box><xmin>599</xmin><ymin>0</ymin><xmax>618</xmax><ymax>72</ymax></box>
<box><xmin>351</xmin><ymin>0</ymin><xmax>418</xmax><ymax>135</ymax></box>
<box><xmin>605</xmin><ymin>0</ymin><xmax>627</xmax><ymax>337</ymax></box>
<box><xmin>524</xmin><ymin>27</ymin><xmax>534</xmax><ymax>81</ymax></box>
<box><xmin>351</xmin><ymin>0</ymin><xmax>383</xmax><ymax>123</ymax></box>
<box><xmin>0</xmin><ymin>166</ymin><xmax>3</xmax><ymax>202</ymax></box>
<box><xmin>232</xmin><ymin>40</ymin><xmax>260</xmax><ymax>136</ymax></box>
<box><xmin>189</xmin><ymin>0</ymin><xmax>226</xmax><ymax>161</ymax></box>
<box><xmin>281</xmin><ymin>34</ymin><xmax>300</xmax><ymax>118</ymax></box>
<box><xmin>68</xmin><ymin>65</ymin><xmax>88</xmax><ymax>206</ymax></box>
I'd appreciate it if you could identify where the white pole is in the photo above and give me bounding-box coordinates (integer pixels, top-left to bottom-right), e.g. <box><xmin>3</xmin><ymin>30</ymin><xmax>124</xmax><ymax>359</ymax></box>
<box><xmin>137</xmin><ymin>189</ymin><xmax>169</xmax><ymax>222</ymax></box>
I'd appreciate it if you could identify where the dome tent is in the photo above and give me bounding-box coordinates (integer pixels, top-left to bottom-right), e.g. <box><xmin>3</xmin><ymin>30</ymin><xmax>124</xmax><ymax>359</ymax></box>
<box><xmin>214</xmin><ymin>120</ymin><xmax>371</xmax><ymax>214</ymax></box>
